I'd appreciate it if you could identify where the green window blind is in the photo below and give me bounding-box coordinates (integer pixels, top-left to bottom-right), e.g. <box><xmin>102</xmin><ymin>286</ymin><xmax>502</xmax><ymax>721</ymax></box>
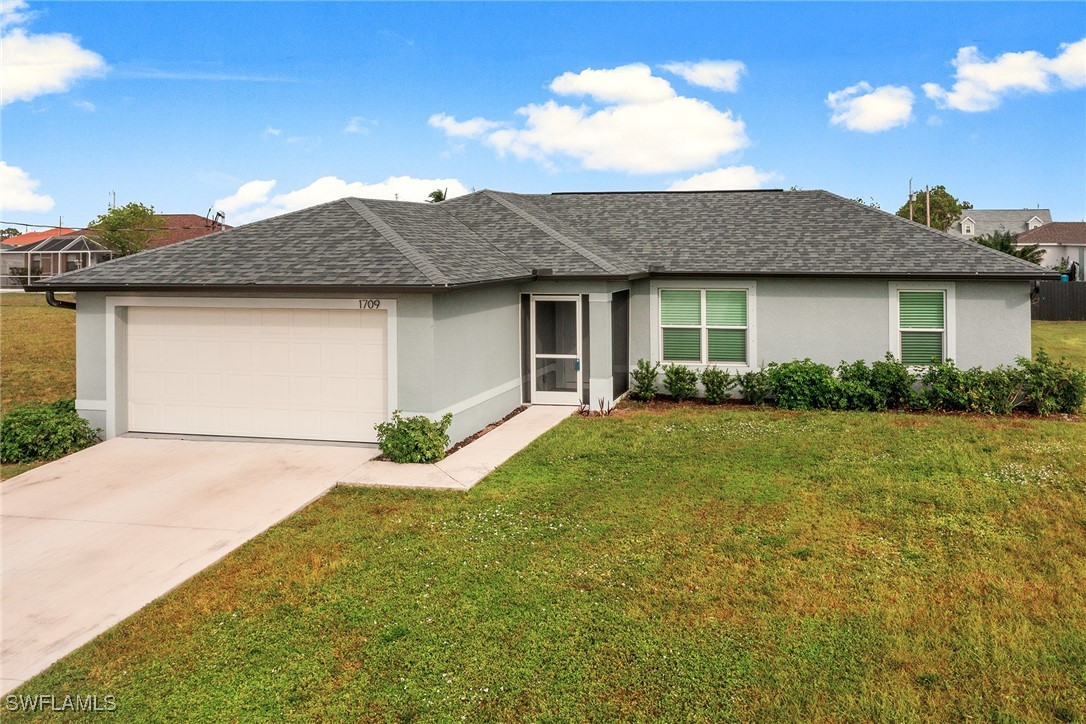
<box><xmin>708</xmin><ymin>329</ymin><xmax>746</xmax><ymax>363</ymax></box>
<box><xmin>899</xmin><ymin>291</ymin><xmax>944</xmax><ymax>329</ymax></box>
<box><xmin>901</xmin><ymin>331</ymin><xmax>944</xmax><ymax>365</ymax></box>
<box><xmin>660</xmin><ymin>290</ymin><xmax>701</xmax><ymax>325</ymax></box>
<box><xmin>705</xmin><ymin>290</ymin><xmax>746</xmax><ymax>327</ymax></box>
<box><xmin>662</xmin><ymin>328</ymin><xmax>701</xmax><ymax>361</ymax></box>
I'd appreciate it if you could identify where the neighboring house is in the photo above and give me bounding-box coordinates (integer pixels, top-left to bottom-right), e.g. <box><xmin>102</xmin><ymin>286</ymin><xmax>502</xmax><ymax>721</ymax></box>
<box><xmin>151</xmin><ymin>214</ymin><xmax>231</xmax><ymax>248</ymax></box>
<box><xmin>32</xmin><ymin>189</ymin><xmax>1055</xmax><ymax>445</ymax></box>
<box><xmin>1</xmin><ymin>235</ymin><xmax>113</xmax><ymax>289</ymax></box>
<box><xmin>2</xmin><ymin>227</ymin><xmax>87</xmax><ymax>246</ymax></box>
<box><xmin>1016</xmin><ymin>222</ymin><xmax>1086</xmax><ymax>276</ymax></box>
<box><xmin>947</xmin><ymin>208</ymin><xmax>1052</xmax><ymax>238</ymax></box>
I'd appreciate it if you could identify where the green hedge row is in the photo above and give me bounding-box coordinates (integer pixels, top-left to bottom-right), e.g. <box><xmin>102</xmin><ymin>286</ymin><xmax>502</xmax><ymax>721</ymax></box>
<box><xmin>630</xmin><ymin>351</ymin><xmax>1086</xmax><ymax>415</ymax></box>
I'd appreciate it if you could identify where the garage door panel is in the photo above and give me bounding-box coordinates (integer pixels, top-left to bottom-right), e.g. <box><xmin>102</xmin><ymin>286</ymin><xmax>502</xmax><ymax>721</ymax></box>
<box><xmin>127</xmin><ymin>306</ymin><xmax>387</xmax><ymax>442</ymax></box>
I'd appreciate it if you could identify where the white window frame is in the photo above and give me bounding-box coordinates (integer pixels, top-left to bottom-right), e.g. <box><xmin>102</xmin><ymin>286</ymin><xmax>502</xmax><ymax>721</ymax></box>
<box><xmin>650</xmin><ymin>281</ymin><xmax>757</xmax><ymax>369</ymax></box>
<box><xmin>888</xmin><ymin>282</ymin><xmax>955</xmax><ymax>366</ymax></box>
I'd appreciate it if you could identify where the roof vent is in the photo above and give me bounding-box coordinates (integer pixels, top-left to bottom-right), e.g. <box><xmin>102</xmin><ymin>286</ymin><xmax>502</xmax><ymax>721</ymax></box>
<box><xmin>533</xmin><ymin>268</ymin><xmax>553</xmax><ymax>276</ymax></box>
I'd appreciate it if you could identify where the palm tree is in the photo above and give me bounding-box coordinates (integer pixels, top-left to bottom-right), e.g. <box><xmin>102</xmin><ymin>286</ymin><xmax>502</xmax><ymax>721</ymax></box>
<box><xmin>975</xmin><ymin>230</ymin><xmax>1044</xmax><ymax>265</ymax></box>
<box><xmin>426</xmin><ymin>188</ymin><xmax>447</xmax><ymax>203</ymax></box>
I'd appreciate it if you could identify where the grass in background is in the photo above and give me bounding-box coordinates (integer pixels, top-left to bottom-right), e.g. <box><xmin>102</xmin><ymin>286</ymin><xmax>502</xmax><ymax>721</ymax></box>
<box><xmin>1</xmin><ymin>293</ymin><xmax>77</xmax><ymax>478</ymax></box>
<box><xmin>1034</xmin><ymin>321</ymin><xmax>1086</xmax><ymax>369</ymax></box>
<box><xmin>12</xmin><ymin>408</ymin><xmax>1086</xmax><ymax>721</ymax></box>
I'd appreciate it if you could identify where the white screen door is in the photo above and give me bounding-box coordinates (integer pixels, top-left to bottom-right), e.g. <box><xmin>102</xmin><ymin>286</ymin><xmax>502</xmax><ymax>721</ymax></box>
<box><xmin>531</xmin><ymin>295</ymin><xmax>581</xmax><ymax>405</ymax></box>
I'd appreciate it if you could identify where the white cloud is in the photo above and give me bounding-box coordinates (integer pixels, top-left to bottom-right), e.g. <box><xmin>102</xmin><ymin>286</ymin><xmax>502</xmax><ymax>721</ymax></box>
<box><xmin>427</xmin><ymin>112</ymin><xmax>503</xmax><ymax>138</ymax></box>
<box><xmin>344</xmin><ymin>116</ymin><xmax>377</xmax><ymax>134</ymax></box>
<box><xmin>215</xmin><ymin>176</ymin><xmax>471</xmax><ymax>225</ymax></box>
<box><xmin>826</xmin><ymin>81</ymin><xmax>915</xmax><ymax>132</ymax></box>
<box><xmin>0</xmin><ymin>161</ymin><xmax>55</xmax><ymax>212</ymax></box>
<box><xmin>660</xmin><ymin>60</ymin><xmax>746</xmax><ymax>92</ymax></box>
<box><xmin>549</xmin><ymin>63</ymin><xmax>675</xmax><ymax>104</ymax></box>
<box><xmin>0</xmin><ymin>2</ymin><xmax>107</xmax><ymax>106</ymax></box>
<box><xmin>214</xmin><ymin>179</ymin><xmax>276</xmax><ymax>215</ymax></box>
<box><xmin>263</xmin><ymin>126</ymin><xmax>282</xmax><ymax>137</ymax></box>
<box><xmin>73</xmin><ymin>99</ymin><xmax>94</xmax><ymax>112</ymax></box>
<box><xmin>668</xmin><ymin>165</ymin><xmax>780</xmax><ymax>191</ymax></box>
<box><xmin>923</xmin><ymin>38</ymin><xmax>1086</xmax><ymax>112</ymax></box>
<box><xmin>432</xmin><ymin>64</ymin><xmax>749</xmax><ymax>175</ymax></box>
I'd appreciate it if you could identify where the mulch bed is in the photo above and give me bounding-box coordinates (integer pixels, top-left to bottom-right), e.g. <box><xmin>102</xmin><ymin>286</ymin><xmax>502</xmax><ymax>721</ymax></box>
<box><xmin>444</xmin><ymin>405</ymin><xmax>529</xmax><ymax>456</ymax></box>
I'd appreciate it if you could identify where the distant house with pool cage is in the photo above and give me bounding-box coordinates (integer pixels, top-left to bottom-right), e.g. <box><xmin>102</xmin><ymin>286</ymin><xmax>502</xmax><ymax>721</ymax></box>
<box><xmin>31</xmin><ymin>189</ymin><xmax>1056</xmax><ymax>445</ymax></box>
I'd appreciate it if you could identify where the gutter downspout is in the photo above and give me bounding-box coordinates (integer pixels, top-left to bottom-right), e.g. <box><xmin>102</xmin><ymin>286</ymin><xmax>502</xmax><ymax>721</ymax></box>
<box><xmin>45</xmin><ymin>290</ymin><xmax>76</xmax><ymax>310</ymax></box>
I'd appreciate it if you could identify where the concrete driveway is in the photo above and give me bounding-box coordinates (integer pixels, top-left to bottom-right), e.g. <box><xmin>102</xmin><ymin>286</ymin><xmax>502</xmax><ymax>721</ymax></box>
<box><xmin>1</xmin><ymin>436</ymin><xmax>377</xmax><ymax>694</ymax></box>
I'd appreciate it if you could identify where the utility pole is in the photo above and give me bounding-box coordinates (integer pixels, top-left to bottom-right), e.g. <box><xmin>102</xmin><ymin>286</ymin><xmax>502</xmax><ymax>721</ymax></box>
<box><xmin>908</xmin><ymin>178</ymin><xmax>914</xmax><ymax>222</ymax></box>
<box><xmin>925</xmin><ymin>186</ymin><xmax>931</xmax><ymax>228</ymax></box>
<box><xmin>109</xmin><ymin>190</ymin><xmax>116</xmax><ymax>210</ymax></box>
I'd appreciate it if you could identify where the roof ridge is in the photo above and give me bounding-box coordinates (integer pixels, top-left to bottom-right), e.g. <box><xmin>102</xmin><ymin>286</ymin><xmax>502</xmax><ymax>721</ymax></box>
<box><xmin>345</xmin><ymin>198</ymin><xmax>450</xmax><ymax>286</ymax></box>
<box><xmin>482</xmin><ymin>190</ymin><xmax>623</xmax><ymax>274</ymax></box>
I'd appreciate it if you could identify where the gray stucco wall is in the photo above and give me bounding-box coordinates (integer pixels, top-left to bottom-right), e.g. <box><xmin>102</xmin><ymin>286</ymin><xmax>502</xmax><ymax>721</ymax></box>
<box><xmin>430</xmin><ymin>286</ymin><xmax>521</xmax><ymax>444</ymax></box>
<box><xmin>74</xmin><ymin>291</ymin><xmax>108</xmax><ymax>431</ymax></box>
<box><xmin>631</xmin><ymin>278</ymin><xmax>1032</xmax><ymax>372</ymax></box>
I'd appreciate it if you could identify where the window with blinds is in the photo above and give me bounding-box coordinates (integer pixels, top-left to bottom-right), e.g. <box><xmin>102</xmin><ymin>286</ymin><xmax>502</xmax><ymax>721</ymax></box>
<box><xmin>660</xmin><ymin>289</ymin><xmax>748</xmax><ymax>364</ymax></box>
<box><xmin>899</xmin><ymin>290</ymin><xmax>945</xmax><ymax>365</ymax></box>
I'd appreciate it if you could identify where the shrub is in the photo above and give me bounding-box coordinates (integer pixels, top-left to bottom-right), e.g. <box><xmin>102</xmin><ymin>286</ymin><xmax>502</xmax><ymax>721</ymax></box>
<box><xmin>835</xmin><ymin>360</ymin><xmax>881</xmax><ymax>411</ymax></box>
<box><xmin>739</xmin><ymin>367</ymin><xmax>772</xmax><ymax>405</ymax></box>
<box><xmin>700</xmin><ymin>367</ymin><xmax>737</xmax><ymax>405</ymax></box>
<box><xmin>0</xmin><ymin>399</ymin><xmax>100</xmax><ymax>464</ymax></box>
<box><xmin>374</xmin><ymin>410</ymin><xmax>453</xmax><ymax>463</ymax></box>
<box><xmin>870</xmin><ymin>354</ymin><xmax>917</xmax><ymax>410</ymax></box>
<box><xmin>917</xmin><ymin>359</ymin><xmax>974</xmax><ymax>411</ymax></box>
<box><xmin>662</xmin><ymin>363</ymin><xmax>699</xmax><ymax>402</ymax></box>
<box><xmin>766</xmin><ymin>359</ymin><xmax>839</xmax><ymax>410</ymax></box>
<box><xmin>968</xmin><ymin>366</ymin><xmax>1024</xmax><ymax>415</ymax></box>
<box><xmin>1017</xmin><ymin>350</ymin><xmax>1086</xmax><ymax>415</ymax></box>
<box><xmin>629</xmin><ymin>359</ymin><xmax>660</xmax><ymax>401</ymax></box>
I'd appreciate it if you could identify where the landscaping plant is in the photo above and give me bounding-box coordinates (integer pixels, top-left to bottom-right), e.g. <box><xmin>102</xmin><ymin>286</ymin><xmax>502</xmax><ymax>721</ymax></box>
<box><xmin>374</xmin><ymin>410</ymin><xmax>454</xmax><ymax>463</ymax></box>
<box><xmin>738</xmin><ymin>366</ymin><xmax>772</xmax><ymax>405</ymax></box>
<box><xmin>1016</xmin><ymin>349</ymin><xmax>1086</xmax><ymax>415</ymax></box>
<box><xmin>662</xmin><ymin>363</ymin><xmax>699</xmax><ymax>402</ymax></box>
<box><xmin>629</xmin><ymin>359</ymin><xmax>660</xmax><ymax>401</ymax></box>
<box><xmin>0</xmin><ymin>399</ymin><xmax>99</xmax><ymax>464</ymax></box>
<box><xmin>699</xmin><ymin>367</ymin><xmax>737</xmax><ymax>404</ymax></box>
<box><xmin>765</xmin><ymin>359</ymin><xmax>839</xmax><ymax>410</ymax></box>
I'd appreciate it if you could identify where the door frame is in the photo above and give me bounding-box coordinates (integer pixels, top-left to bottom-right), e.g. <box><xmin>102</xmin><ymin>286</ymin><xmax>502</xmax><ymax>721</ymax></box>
<box><xmin>529</xmin><ymin>294</ymin><xmax>582</xmax><ymax>405</ymax></box>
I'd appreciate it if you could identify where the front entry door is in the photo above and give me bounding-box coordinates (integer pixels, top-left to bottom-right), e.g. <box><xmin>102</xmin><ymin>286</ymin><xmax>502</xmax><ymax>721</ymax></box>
<box><xmin>531</xmin><ymin>295</ymin><xmax>582</xmax><ymax>405</ymax></box>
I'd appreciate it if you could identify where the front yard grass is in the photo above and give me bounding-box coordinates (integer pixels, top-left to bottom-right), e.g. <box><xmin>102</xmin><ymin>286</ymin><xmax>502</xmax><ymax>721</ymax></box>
<box><xmin>0</xmin><ymin>293</ymin><xmax>78</xmax><ymax>479</ymax></box>
<box><xmin>13</xmin><ymin>408</ymin><xmax>1086</xmax><ymax>721</ymax></box>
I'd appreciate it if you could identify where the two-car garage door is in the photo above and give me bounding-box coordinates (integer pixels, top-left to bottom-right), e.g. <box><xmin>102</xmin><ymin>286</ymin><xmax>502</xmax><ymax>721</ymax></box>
<box><xmin>126</xmin><ymin>306</ymin><xmax>387</xmax><ymax>443</ymax></box>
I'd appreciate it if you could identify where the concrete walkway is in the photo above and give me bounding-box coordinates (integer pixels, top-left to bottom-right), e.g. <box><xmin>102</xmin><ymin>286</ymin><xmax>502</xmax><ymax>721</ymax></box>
<box><xmin>1</xmin><ymin>437</ymin><xmax>377</xmax><ymax>695</ymax></box>
<box><xmin>340</xmin><ymin>405</ymin><xmax>577</xmax><ymax>489</ymax></box>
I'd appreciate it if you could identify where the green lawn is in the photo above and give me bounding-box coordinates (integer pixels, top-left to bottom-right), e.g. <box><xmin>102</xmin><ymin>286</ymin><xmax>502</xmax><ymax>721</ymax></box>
<box><xmin>1034</xmin><ymin>321</ymin><xmax>1086</xmax><ymax>369</ymax></box>
<box><xmin>12</xmin><ymin>408</ymin><xmax>1086</xmax><ymax>721</ymax></box>
<box><xmin>0</xmin><ymin>293</ymin><xmax>77</xmax><ymax>479</ymax></box>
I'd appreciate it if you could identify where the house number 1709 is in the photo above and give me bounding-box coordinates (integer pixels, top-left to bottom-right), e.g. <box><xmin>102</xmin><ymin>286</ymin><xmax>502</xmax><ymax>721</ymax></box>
<box><xmin>360</xmin><ymin>299</ymin><xmax>381</xmax><ymax>310</ymax></box>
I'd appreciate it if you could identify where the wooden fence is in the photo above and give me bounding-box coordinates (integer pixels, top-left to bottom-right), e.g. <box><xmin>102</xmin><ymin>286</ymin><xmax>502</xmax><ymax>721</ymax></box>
<box><xmin>1032</xmin><ymin>281</ymin><xmax>1086</xmax><ymax>321</ymax></box>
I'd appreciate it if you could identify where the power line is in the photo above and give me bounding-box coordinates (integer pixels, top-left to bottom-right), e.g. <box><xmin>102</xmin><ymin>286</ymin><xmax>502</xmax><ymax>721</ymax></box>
<box><xmin>0</xmin><ymin>220</ymin><xmax>226</xmax><ymax>232</ymax></box>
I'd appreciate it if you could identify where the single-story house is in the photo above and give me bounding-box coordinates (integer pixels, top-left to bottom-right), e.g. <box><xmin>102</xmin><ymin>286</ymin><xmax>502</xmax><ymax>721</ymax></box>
<box><xmin>31</xmin><ymin>189</ymin><xmax>1056</xmax><ymax>445</ymax></box>
<box><xmin>1017</xmin><ymin>222</ymin><xmax>1086</xmax><ymax>276</ymax></box>
<box><xmin>2</xmin><ymin>235</ymin><xmax>114</xmax><ymax>289</ymax></box>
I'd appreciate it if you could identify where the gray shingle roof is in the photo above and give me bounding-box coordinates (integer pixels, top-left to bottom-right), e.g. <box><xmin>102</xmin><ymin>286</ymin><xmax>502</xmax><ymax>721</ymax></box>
<box><xmin>947</xmin><ymin>208</ymin><xmax>1053</xmax><ymax>238</ymax></box>
<box><xmin>34</xmin><ymin>189</ymin><xmax>1053</xmax><ymax>291</ymax></box>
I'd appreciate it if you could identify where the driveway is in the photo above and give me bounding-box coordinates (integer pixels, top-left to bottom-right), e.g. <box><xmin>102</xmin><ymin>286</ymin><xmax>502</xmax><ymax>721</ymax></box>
<box><xmin>1</xmin><ymin>436</ymin><xmax>377</xmax><ymax>695</ymax></box>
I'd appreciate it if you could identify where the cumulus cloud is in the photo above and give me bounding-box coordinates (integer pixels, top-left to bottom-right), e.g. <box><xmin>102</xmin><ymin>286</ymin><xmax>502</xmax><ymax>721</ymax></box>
<box><xmin>660</xmin><ymin>60</ymin><xmax>746</xmax><ymax>92</ymax></box>
<box><xmin>431</xmin><ymin>63</ymin><xmax>749</xmax><ymax>174</ymax></box>
<box><xmin>1</xmin><ymin>1</ymin><xmax>107</xmax><ymax>105</ymax></box>
<box><xmin>826</xmin><ymin>81</ymin><xmax>915</xmax><ymax>132</ymax></box>
<box><xmin>215</xmin><ymin>176</ymin><xmax>470</xmax><ymax>225</ymax></box>
<box><xmin>668</xmin><ymin>165</ymin><xmax>780</xmax><ymax>191</ymax></box>
<box><xmin>549</xmin><ymin>63</ymin><xmax>675</xmax><ymax>104</ymax></box>
<box><xmin>262</xmin><ymin>126</ymin><xmax>282</xmax><ymax>137</ymax></box>
<box><xmin>923</xmin><ymin>38</ymin><xmax>1086</xmax><ymax>112</ymax></box>
<box><xmin>0</xmin><ymin>161</ymin><xmax>55</xmax><ymax>212</ymax></box>
<box><xmin>427</xmin><ymin>112</ymin><xmax>503</xmax><ymax>138</ymax></box>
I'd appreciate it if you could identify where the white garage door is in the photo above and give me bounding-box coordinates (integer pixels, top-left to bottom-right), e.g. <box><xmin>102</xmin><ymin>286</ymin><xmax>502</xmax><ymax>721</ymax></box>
<box><xmin>126</xmin><ymin>306</ymin><xmax>387</xmax><ymax>442</ymax></box>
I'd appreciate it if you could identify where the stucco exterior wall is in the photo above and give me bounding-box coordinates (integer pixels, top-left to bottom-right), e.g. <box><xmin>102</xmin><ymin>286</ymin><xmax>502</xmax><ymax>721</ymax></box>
<box><xmin>74</xmin><ymin>291</ymin><xmax>108</xmax><ymax>431</ymax></box>
<box><xmin>430</xmin><ymin>286</ymin><xmax>521</xmax><ymax>444</ymax></box>
<box><xmin>632</xmin><ymin>277</ymin><xmax>1031</xmax><ymax>371</ymax></box>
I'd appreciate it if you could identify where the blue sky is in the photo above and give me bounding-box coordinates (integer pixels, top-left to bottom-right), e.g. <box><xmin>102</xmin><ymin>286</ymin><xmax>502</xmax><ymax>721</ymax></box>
<box><xmin>2</xmin><ymin>1</ymin><xmax>1084</xmax><ymax>232</ymax></box>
